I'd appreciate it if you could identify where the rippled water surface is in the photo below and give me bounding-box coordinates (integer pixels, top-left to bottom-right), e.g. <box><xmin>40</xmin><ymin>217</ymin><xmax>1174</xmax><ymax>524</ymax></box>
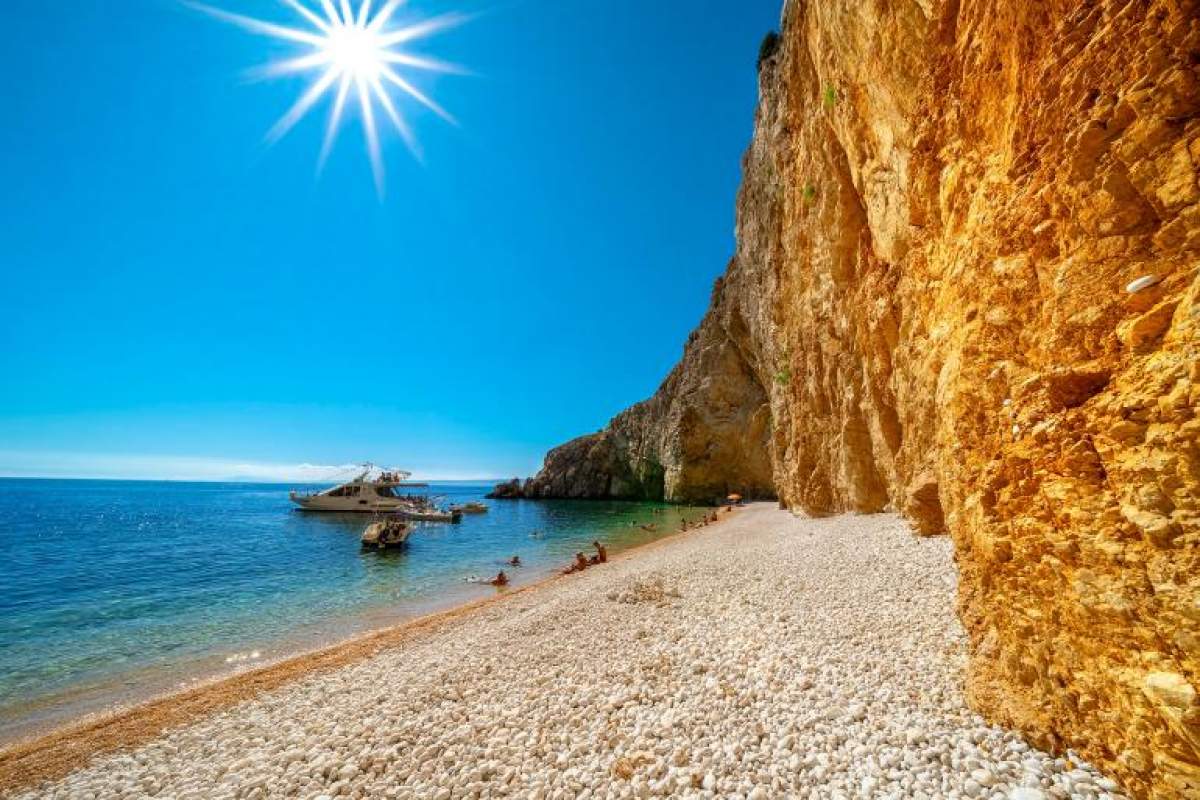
<box><xmin>0</xmin><ymin>479</ymin><xmax>703</xmax><ymax>739</ymax></box>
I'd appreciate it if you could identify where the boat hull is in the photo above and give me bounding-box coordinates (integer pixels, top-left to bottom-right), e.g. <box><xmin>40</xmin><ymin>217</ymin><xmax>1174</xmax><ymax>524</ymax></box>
<box><xmin>290</xmin><ymin>494</ymin><xmax>408</xmax><ymax>513</ymax></box>
<box><xmin>397</xmin><ymin>508</ymin><xmax>463</xmax><ymax>523</ymax></box>
<box><xmin>288</xmin><ymin>483</ymin><xmax>461</xmax><ymax>521</ymax></box>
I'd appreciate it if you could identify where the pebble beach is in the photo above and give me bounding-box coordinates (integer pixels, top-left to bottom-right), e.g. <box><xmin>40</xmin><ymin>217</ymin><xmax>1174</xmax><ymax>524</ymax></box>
<box><xmin>4</xmin><ymin>504</ymin><xmax>1127</xmax><ymax>800</ymax></box>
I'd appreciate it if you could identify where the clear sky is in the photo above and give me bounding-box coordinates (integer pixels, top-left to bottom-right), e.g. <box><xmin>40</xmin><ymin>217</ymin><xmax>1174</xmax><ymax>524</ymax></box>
<box><xmin>0</xmin><ymin>0</ymin><xmax>781</xmax><ymax>482</ymax></box>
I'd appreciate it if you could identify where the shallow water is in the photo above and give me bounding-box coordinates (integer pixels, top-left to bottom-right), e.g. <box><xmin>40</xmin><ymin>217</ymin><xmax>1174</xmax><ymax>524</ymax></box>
<box><xmin>0</xmin><ymin>478</ymin><xmax>703</xmax><ymax>740</ymax></box>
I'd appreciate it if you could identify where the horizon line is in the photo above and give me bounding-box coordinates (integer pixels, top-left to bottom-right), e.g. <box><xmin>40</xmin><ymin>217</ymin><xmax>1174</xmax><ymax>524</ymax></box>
<box><xmin>0</xmin><ymin>473</ymin><xmax>514</xmax><ymax>485</ymax></box>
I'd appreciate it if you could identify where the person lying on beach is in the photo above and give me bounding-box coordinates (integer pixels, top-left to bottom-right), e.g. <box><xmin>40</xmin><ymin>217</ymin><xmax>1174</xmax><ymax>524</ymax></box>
<box><xmin>488</xmin><ymin>571</ymin><xmax>509</xmax><ymax>586</ymax></box>
<box><xmin>509</xmin><ymin>555</ymin><xmax>521</xmax><ymax>567</ymax></box>
<box><xmin>592</xmin><ymin>540</ymin><xmax>607</xmax><ymax>563</ymax></box>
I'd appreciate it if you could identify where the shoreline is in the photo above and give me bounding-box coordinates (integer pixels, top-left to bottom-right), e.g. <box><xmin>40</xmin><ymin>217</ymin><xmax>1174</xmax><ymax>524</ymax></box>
<box><xmin>8</xmin><ymin>503</ymin><xmax>1128</xmax><ymax>800</ymax></box>
<box><xmin>0</xmin><ymin>505</ymin><xmax>735</xmax><ymax>794</ymax></box>
<box><xmin>0</xmin><ymin>576</ymin><xmax>486</xmax><ymax>745</ymax></box>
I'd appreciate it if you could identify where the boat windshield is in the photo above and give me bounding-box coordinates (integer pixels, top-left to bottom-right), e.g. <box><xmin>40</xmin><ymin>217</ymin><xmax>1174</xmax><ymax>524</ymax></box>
<box><xmin>327</xmin><ymin>485</ymin><xmax>362</xmax><ymax>497</ymax></box>
<box><xmin>375</xmin><ymin>486</ymin><xmax>396</xmax><ymax>498</ymax></box>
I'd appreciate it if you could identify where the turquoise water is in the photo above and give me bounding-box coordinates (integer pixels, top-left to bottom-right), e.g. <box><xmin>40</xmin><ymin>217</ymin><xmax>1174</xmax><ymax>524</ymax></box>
<box><xmin>0</xmin><ymin>479</ymin><xmax>702</xmax><ymax>739</ymax></box>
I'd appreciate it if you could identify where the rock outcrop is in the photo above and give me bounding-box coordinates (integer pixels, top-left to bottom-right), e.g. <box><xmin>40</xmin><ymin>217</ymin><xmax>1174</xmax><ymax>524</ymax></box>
<box><xmin>484</xmin><ymin>478</ymin><xmax>526</xmax><ymax>499</ymax></box>
<box><xmin>518</xmin><ymin>305</ymin><xmax>777</xmax><ymax>503</ymax></box>
<box><xmin>526</xmin><ymin>0</ymin><xmax>1200</xmax><ymax>795</ymax></box>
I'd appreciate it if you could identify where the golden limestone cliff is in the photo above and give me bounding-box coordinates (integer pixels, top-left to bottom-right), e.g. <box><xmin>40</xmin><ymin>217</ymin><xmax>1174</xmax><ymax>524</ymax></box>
<box><xmin>518</xmin><ymin>1</ymin><xmax>1198</xmax><ymax>795</ymax></box>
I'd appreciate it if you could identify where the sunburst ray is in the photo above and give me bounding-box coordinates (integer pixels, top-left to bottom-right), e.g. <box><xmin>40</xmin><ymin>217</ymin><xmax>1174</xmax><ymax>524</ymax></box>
<box><xmin>246</xmin><ymin>51</ymin><xmax>332</xmax><ymax>81</ymax></box>
<box><xmin>354</xmin><ymin>75</ymin><xmax>384</xmax><ymax>194</ymax></box>
<box><xmin>366</xmin><ymin>0</ymin><xmax>406</xmax><ymax>32</ymax></box>
<box><xmin>318</xmin><ymin>72</ymin><xmax>353</xmax><ymax>171</ymax></box>
<box><xmin>378</xmin><ymin>12</ymin><xmax>471</xmax><ymax>47</ymax></box>
<box><xmin>356</xmin><ymin>0</ymin><xmax>373</xmax><ymax>26</ymax></box>
<box><xmin>279</xmin><ymin>0</ymin><xmax>330</xmax><ymax>32</ymax></box>
<box><xmin>381</xmin><ymin>51</ymin><xmax>467</xmax><ymax>75</ymax></box>
<box><xmin>318</xmin><ymin>0</ymin><xmax>341</xmax><ymax>26</ymax></box>
<box><xmin>186</xmin><ymin>2</ymin><xmax>325</xmax><ymax>46</ymax></box>
<box><xmin>189</xmin><ymin>0</ymin><xmax>466</xmax><ymax>195</ymax></box>
<box><xmin>266</xmin><ymin>65</ymin><xmax>342</xmax><ymax>144</ymax></box>
<box><xmin>370</xmin><ymin>75</ymin><xmax>419</xmax><ymax>159</ymax></box>
<box><xmin>381</xmin><ymin>66</ymin><xmax>455</xmax><ymax>124</ymax></box>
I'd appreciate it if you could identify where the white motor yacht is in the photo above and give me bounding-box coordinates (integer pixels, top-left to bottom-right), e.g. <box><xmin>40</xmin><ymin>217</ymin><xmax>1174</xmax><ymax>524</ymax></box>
<box><xmin>290</xmin><ymin>465</ymin><xmax>421</xmax><ymax>513</ymax></box>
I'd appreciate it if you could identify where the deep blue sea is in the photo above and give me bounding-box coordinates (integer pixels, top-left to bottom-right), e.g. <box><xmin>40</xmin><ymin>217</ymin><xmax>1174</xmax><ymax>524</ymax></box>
<box><xmin>0</xmin><ymin>479</ymin><xmax>701</xmax><ymax>739</ymax></box>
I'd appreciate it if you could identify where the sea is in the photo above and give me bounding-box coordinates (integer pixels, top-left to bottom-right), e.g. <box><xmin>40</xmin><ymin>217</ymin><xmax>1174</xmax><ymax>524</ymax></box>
<box><xmin>0</xmin><ymin>478</ymin><xmax>703</xmax><ymax>741</ymax></box>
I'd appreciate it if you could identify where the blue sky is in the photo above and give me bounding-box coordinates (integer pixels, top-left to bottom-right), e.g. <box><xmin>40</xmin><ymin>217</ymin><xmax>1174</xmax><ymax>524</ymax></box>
<box><xmin>0</xmin><ymin>0</ymin><xmax>781</xmax><ymax>481</ymax></box>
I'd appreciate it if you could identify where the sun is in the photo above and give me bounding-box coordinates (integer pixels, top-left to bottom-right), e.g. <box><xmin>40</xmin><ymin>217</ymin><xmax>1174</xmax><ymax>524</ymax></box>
<box><xmin>325</xmin><ymin>25</ymin><xmax>384</xmax><ymax>77</ymax></box>
<box><xmin>187</xmin><ymin>0</ymin><xmax>467</xmax><ymax>194</ymax></box>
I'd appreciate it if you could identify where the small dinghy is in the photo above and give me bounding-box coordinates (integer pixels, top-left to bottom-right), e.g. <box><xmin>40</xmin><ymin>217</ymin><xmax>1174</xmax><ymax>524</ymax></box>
<box><xmin>451</xmin><ymin>502</ymin><xmax>488</xmax><ymax>514</ymax></box>
<box><xmin>361</xmin><ymin>519</ymin><xmax>412</xmax><ymax>550</ymax></box>
<box><xmin>399</xmin><ymin>507</ymin><xmax>463</xmax><ymax>523</ymax></box>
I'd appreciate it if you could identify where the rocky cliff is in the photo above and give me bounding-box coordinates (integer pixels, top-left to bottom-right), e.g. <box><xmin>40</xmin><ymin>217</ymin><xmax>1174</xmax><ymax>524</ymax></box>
<box><xmin>518</xmin><ymin>289</ymin><xmax>777</xmax><ymax>503</ymax></box>
<box><xmin>523</xmin><ymin>0</ymin><xmax>1199</xmax><ymax>796</ymax></box>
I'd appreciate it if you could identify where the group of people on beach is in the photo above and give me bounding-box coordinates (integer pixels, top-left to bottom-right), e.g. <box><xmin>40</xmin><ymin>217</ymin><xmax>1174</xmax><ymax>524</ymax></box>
<box><xmin>479</xmin><ymin>507</ymin><xmax>723</xmax><ymax>586</ymax></box>
<box><xmin>678</xmin><ymin>508</ymin><xmax>725</xmax><ymax>532</ymax></box>
<box><xmin>563</xmin><ymin>540</ymin><xmax>607</xmax><ymax>574</ymax></box>
<box><xmin>479</xmin><ymin>509</ymin><xmax>730</xmax><ymax>589</ymax></box>
<box><xmin>633</xmin><ymin>506</ymin><xmax>730</xmax><ymax>534</ymax></box>
<box><xmin>481</xmin><ymin>539</ymin><xmax>609</xmax><ymax>587</ymax></box>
